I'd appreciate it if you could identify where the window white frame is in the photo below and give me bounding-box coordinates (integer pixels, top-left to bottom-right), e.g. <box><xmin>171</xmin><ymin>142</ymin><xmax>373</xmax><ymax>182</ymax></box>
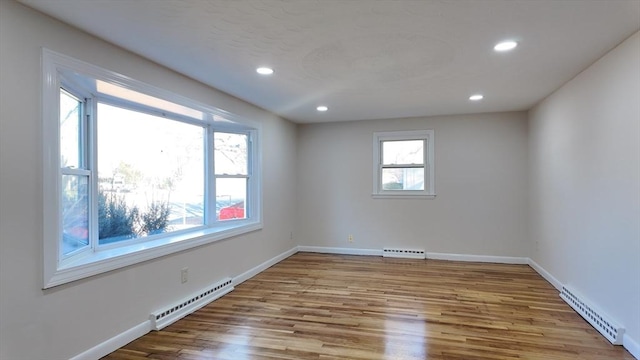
<box><xmin>42</xmin><ymin>49</ymin><xmax>262</xmax><ymax>288</ymax></box>
<box><xmin>372</xmin><ymin>130</ymin><xmax>435</xmax><ymax>199</ymax></box>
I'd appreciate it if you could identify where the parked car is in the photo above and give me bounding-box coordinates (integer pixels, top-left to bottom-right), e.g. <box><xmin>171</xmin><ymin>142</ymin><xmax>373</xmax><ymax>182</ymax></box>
<box><xmin>218</xmin><ymin>201</ymin><xmax>244</xmax><ymax>220</ymax></box>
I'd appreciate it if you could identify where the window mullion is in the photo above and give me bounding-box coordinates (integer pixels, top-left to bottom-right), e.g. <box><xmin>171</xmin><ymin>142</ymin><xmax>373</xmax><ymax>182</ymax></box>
<box><xmin>378</xmin><ymin>151</ymin><xmax>383</xmax><ymax>193</ymax></box>
<box><xmin>249</xmin><ymin>130</ymin><xmax>258</xmax><ymax>221</ymax></box>
<box><xmin>424</xmin><ymin>138</ymin><xmax>429</xmax><ymax>192</ymax></box>
<box><xmin>206</xmin><ymin>126</ymin><xmax>216</xmax><ymax>226</ymax></box>
<box><xmin>61</xmin><ymin>168</ymin><xmax>91</xmax><ymax>176</ymax></box>
<box><xmin>87</xmin><ymin>97</ymin><xmax>99</xmax><ymax>252</ymax></box>
<box><xmin>214</xmin><ymin>174</ymin><xmax>249</xmax><ymax>179</ymax></box>
<box><xmin>381</xmin><ymin>164</ymin><xmax>424</xmax><ymax>169</ymax></box>
<box><xmin>78</xmin><ymin>97</ymin><xmax>86</xmax><ymax>169</ymax></box>
<box><xmin>246</xmin><ymin>133</ymin><xmax>252</xmax><ymax>219</ymax></box>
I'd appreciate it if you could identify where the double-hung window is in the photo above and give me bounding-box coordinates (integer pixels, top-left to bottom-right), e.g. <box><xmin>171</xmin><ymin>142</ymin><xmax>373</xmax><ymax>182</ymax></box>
<box><xmin>372</xmin><ymin>130</ymin><xmax>435</xmax><ymax>199</ymax></box>
<box><xmin>43</xmin><ymin>49</ymin><xmax>261</xmax><ymax>288</ymax></box>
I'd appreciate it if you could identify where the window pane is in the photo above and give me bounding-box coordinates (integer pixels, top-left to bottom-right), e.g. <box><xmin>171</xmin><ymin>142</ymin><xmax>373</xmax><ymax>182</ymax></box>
<box><xmin>97</xmin><ymin>103</ymin><xmax>205</xmax><ymax>245</ymax></box>
<box><xmin>382</xmin><ymin>140</ymin><xmax>423</xmax><ymax>165</ymax></box>
<box><xmin>62</xmin><ymin>174</ymin><xmax>89</xmax><ymax>255</ymax></box>
<box><xmin>216</xmin><ymin>178</ymin><xmax>246</xmax><ymax>221</ymax></box>
<box><xmin>60</xmin><ymin>89</ymin><xmax>82</xmax><ymax>168</ymax></box>
<box><xmin>215</xmin><ymin>132</ymin><xmax>248</xmax><ymax>175</ymax></box>
<box><xmin>382</xmin><ymin>168</ymin><xmax>425</xmax><ymax>190</ymax></box>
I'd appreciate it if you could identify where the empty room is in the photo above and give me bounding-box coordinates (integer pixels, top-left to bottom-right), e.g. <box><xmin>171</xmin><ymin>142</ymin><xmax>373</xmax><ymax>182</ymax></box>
<box><xmin>0</xmin><ymin>0</ymin><xmax>638</xmax><ymax>359</ymax></box>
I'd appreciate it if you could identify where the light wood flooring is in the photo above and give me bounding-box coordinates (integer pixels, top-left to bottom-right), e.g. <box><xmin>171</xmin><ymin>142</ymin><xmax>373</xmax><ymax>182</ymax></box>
<box><xmin>104</xmin><ymin>252</ymin><xmax>634</xmax><ymax>359</ymax></box>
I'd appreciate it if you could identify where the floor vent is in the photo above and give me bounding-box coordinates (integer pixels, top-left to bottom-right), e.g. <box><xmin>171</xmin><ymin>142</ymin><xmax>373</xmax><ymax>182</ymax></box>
<box><xmin>383</xmin><ymin>248</ymin><xmax>426</xmax><ymax>259</ymax></box>
<box><xmin>149</xmin><ymin>278</ymin><xmax>234</xmax><ymax>330</ymax></box>
<box><xmin>560</xmin><ymin>286</ymin><xmax>624</xmax><ymax>345</ymax></box>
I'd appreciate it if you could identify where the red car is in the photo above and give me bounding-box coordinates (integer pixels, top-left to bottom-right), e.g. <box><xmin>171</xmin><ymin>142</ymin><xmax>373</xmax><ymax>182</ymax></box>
<box><xmin>218</xmin><ymin>201</ymin><xmax>245</xmax><ymax>220</ymax></box>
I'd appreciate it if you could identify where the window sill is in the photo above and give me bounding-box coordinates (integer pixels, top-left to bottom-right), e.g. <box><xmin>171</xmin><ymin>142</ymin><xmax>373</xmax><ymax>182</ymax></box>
<box><xmin>44</xmin><ymin>221</ymin><xmax>262</xmax><ymax>289</ymax></box>
<box><xmin>371</xmin><ymin>193</ymin><xmax>436</xmax><ymax>200</ymax></box>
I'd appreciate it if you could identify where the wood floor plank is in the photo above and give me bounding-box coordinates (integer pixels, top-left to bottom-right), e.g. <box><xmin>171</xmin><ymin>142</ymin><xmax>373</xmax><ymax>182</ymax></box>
<box><xmin>103</xmin><ymin>253</ymin><xmax>634</xmax><ymax>359</ymax></box>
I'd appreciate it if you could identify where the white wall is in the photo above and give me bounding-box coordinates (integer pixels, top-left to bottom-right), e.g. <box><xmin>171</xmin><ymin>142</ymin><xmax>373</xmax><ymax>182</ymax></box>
<box><xmin>0</xmin><ymin>1</ymin><xmax>297</xmax><ymax>359</ymax></box>
<box><xmin>296</xmin><ymin>112</ymin><xmax>529</xmax><ymax>257</ymax></box>
<box><xmin>529</xmin><ymin>31</ymin><xmax>640</xmax><ymax>348</ymax></box>
<box><xmin>2</xmin><ymin>0</ymin><xmax>637</xmax><ymax>358</ymax></box>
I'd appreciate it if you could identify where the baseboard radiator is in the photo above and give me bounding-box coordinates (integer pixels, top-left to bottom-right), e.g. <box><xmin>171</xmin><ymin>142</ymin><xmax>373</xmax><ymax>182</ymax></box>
<box><xmin>149</xmin><ymin>277</ymin><xmax>234</xmax><ymax>330</ymax></box>
<box><xmin>383</xmin><ymin>248</ymin><xmax>426</xmax><ymax>259</ymax></box>
<box><xmin>560</xmin><ymin>286</ymin><xmax>624</xmax><ymax>345</ymax></box>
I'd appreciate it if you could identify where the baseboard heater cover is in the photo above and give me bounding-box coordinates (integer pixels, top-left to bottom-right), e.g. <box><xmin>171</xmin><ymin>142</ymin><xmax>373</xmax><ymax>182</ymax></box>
<box><xmin>560</xmin><ymin>286</ymin><xmax>624</xmax><ymax>345</ymax></box>
<box><xmin>383</xmin><ymin>248</ymin><xmax>426</xmax><ymax>259</ymax></box>
<box><xmin>149</xmin><ymin>277</ymin><xmax>234</xmax><ymax>330</ymax></box>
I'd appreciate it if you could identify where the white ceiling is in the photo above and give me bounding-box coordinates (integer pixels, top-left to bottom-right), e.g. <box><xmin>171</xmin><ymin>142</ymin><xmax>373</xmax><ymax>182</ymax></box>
<box><xmin>20</xmin><ymin>0</ymin><xmax>640</xmax><ymax>123</ymax></box>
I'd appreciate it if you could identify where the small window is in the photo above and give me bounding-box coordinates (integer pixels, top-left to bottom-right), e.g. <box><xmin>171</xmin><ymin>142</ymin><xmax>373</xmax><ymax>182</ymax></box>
<box><xmin>373</xmin><ymin>130</ymin><xmax>435</xmax><ymax>199</ymax></box>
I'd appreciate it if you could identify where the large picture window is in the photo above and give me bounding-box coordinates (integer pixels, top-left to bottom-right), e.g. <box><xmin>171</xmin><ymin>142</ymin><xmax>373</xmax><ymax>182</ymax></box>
<box><xmin>43</xmin><ymin>49</ymin><xmax>261</xmax><ymax>288</ymax></box>
<box><xmin>95</xmin><ymin>102</ymin><xmax>205</xmax><ymax>246</ymax></box>
<box><xmin>372</xmin><ymin>130</ymin><xmax>435</xmax><ymax>199</ymax></box>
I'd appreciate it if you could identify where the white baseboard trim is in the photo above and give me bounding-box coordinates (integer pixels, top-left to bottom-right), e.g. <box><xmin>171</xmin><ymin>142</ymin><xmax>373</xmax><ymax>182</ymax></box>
<box><xmin>426</xmin><ymin>252</ymin><xmax>529</xmax><ymax>265</ymax></box>
<box><xmin>68</xmin><ymin>247</ymin><xmax>639</xmax><ymax>360</ymax></box>
<box><xmin>624</xmin><ymin>334</ymin><xmax>640</xmax><ymax>360</ymax></box>
<box><xmin>233</xmin><ymin>246</ymin><xmax>298</xmax><ymax>285</ymax></box>
<box><xmin>297</xmin><ymin>246</ymin><xmax>383</xmax><ymax>256</ymax></box>
<box><xmin>527</xmin><ymin>258</ymin><xmax>639</xmax><ymax>358</ymax></box>
<box><xmin>70</xmin><ymin>246</ymin><xmax>298</xmax><ymax>360</ymax></box>
<box><xmin>297</xmin><ymin>247</ymin><xmax>529</xmax><ymax>265</ymax></box>
<box><xmin>527</xmin><ymin>258</ymin><xmax>562</xmax><ymax>291</ymax></box>
<box><xmin>69</xmin><ymin>320</ymin><xmax>151</xmax><ymax>360</ymax></box>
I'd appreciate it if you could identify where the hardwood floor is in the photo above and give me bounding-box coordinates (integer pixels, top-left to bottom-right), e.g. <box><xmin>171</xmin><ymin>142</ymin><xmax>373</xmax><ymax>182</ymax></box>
<box><xmin>103</xmin><ymin>253</ymin><xmax>634</xmax><ymax>359</ymax></box>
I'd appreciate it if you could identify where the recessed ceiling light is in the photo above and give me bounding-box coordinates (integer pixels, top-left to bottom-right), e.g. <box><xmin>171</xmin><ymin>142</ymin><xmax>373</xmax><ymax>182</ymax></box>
<box><xmin>256</xmin><ymin>67</ymin><xmax>274</xmax><ymax>75</ymax></box>
<box><xmin>494</xmin><ymin>41</ymin><xmax>518</xmax><ymax>52</ymax></box>
<box><xmin>469</xmin><ymin>94</ymin><xmax>484</xmax><ymax>101</ymax></box>
<box><xmin>316</xmin><ymin>106</ymin><xmax>328</xmax><ymax>112</ymax></box>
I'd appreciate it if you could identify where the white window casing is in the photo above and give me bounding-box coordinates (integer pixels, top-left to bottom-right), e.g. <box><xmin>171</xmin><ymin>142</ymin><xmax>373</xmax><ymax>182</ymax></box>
<box><xmin>42</xmin><ymin>48</ymin><xmax>262</xmax><ymax>288</ymax></box>
<box><xmin>372</xmin><ymin>130</ymin><xmax>435</xmax><ymax>199</ymax></box>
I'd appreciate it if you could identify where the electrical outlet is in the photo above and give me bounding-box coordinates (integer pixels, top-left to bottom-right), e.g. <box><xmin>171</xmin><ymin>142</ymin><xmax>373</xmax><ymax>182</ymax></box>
<box><xmin>181</xmin><ymin>268</ymin><xmax>188</xmax><ymax>283</ymax></box>
<box><xmin>348</xmin><ymin>234</ymin><xmax>354</xmax><ymax>243</ymax></box>
<box><xmin>290</xmin><ymin>231</ymin><xmax>293</xmax><ymax>240</ymax></box>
